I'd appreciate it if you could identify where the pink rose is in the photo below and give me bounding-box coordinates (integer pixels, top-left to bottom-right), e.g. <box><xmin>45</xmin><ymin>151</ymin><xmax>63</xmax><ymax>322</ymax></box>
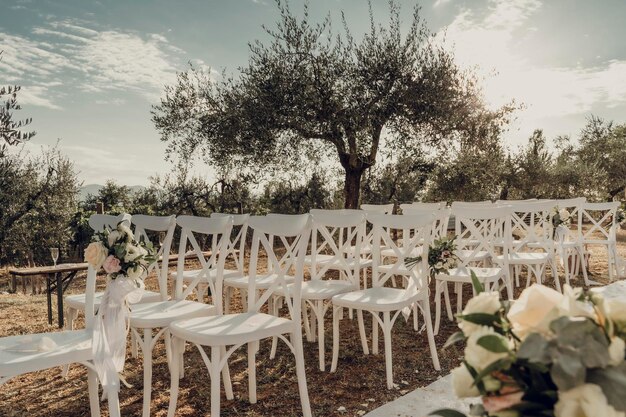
<box><xmin>102</xmin><ymin>255</ymin><xmax>122</xmax><ymax>274</ymax></box>
<box><xmin>482</xmin><ymin>388</ymin><xmax>524</xmax><ymax>413</ymax></box>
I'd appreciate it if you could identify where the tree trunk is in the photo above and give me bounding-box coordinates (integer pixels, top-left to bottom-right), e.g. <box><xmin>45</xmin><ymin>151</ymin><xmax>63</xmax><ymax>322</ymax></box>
<box><xmin>344</xmin><ymin>167</ymin><xmax>364</xmax><ymax>209</ymax></box>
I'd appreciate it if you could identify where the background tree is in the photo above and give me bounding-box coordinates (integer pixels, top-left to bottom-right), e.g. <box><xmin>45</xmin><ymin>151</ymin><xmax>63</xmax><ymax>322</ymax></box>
<box><xmin>152</xmin><ymin>0</ymin><xmax>513</xmax><ymax>208</ymax></box>
<box><xmin>83</xmin><ymin>180</ymin><xmax>134</xmax><ymax>214</ymax></box>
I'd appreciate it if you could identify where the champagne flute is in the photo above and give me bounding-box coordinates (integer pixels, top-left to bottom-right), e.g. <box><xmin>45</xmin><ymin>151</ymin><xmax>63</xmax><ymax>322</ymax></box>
<box><xmin>50</xmin><ymin>247</ymin><xmax>59</xmax><ymax>268</ymax></box>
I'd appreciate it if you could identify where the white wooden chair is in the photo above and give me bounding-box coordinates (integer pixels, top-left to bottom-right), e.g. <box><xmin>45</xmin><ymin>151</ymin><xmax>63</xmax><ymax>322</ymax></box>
<box><xmin>331</xmin><ymin>213</ymin><xmax>440</xmax><ymax>389</ymax></box>
<box><xmin>580</xmin><ymin>201</ymin><xmax>620</xmax><ymax>281</ymax></box>
<box><xmin>166</xmin><ymin>214</ymin><xmax>313</xmax><ymax>417</ymax></box>
<box><xmin>553</xmin><ymin>197</ymin><xmax>588</xmax><ymax>285</ymax></box>
<box><xmin>277</xmin><ymin>209</ymin><xmax>368</xmax><ymax>371</ymax></box>
<box><xmin>434</xmin><ymin>206</ymin><xmax>512</xmax><ymax>335</ymax></box>
<box><xmin>1</xmin><ymin>263</ymin><xmax>121</xmax><ymax>417</ymax></box>
<box><xmin>176</xmin><ymin>213</ymin><xmax>249</xmax><ymax>306</ymax></box>
<box><xmin>399</xmin><ymin>201</ymin><xmax>446</xmax><ymax>212</ymax></box>
<box><xmin>65</xmin><ymin>213</ymin><xmax>164</xmax><ymax>329</ymax></box>
<box><xmin>129</xmin><ymin>215</ymin><xmax>233</xmax><ymax>417</ymax></box>
<box><xmin>495</xmin><ymin>200</ymin><xmax>560</xmax><ymax>291</ymax></box>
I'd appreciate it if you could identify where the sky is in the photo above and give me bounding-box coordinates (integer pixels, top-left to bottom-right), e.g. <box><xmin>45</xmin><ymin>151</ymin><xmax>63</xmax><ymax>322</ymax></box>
<box><xmin>1</xmin><ymin>0</ymin><xmax>625</xmax><ymax>186</ymax></box>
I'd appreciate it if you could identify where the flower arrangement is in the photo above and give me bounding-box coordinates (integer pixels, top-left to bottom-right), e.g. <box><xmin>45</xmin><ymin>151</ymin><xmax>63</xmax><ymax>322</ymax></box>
<box><xmin>405</xmin><ymin>235</ymin><xmax>458</xmax><ymax>277</ymax></box>
<box><xmin>84</xmin><ymin>221</ymin><xmax>157</xmax><ymax>283</ymax></box>
<box><xmin>431</xmin><ymin>275</ymin><xmax>626</xmax><ymax>417</ymax></box>
<box><xmin>548</xmin><ymin>206</ymin><xmax>572</xmax><ymax>239</ymax></box>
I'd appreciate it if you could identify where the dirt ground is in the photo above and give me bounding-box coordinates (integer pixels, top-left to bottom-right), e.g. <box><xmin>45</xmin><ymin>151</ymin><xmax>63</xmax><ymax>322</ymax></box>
<box><xmin>1</xmin><ymin>229</ymin><xmax>625</xmax><ymax>417</ymax></box>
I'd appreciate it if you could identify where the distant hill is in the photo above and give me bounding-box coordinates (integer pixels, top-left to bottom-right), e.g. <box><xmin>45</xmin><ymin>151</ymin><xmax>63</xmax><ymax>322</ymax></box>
<box><xmin>79</xmin><ymin>184</ymin><xmax>146</xmax><ymax>201</ymax></box>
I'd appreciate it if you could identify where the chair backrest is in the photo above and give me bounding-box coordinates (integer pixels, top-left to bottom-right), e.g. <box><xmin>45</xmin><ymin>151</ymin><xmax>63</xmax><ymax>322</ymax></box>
<box><xmin>309</xmin><ymin>209</ymin><xmax>367</xmax><ymax>283</ymax></box>
<box><xmin>452</xmin><ymin>206</ymin><xmax>512</xmax><ymax>268</ymax></box>
<box><xmin>506</xmin><ymin>201</ymin><xmax>555</xmax><ymax>252</ymax></box>
<box><xmin>400</xmin><ymin>206</ymin><xmax>451</xmax><ymax>240</ymax></box>
<box><xmin>174</xmin><ymin>216</ymin><xmax>233</xmax><ymax>307</ymax></box>
<box><xmin>88</xmin><ymin>213</ymin><xmax>131</xmax><ymax>232</ymax></box>
<box><xmin>580</xmin><ymin>201</ymin><xmax>620</xmax><ymax>244</ymax></box>
<box><xmin>369</xmin><ymin>213</ymin><xmax>433</xmax><ymax>292</ymax></box>
<box><xmin>360</xmin><ymin>203</ymin><xmax>394</xmax><ymax>214</ymax></box>
<box><xmin>246</xmin><ymin>214</ymin><xmax>311</xmax><ymax>323</ymax></box>
<box><xmin>451</xmin><ymin>201</ymin><xmax>494</xmax><ymax>210</ymax></box>
<box><xmin>400</xmin><ymin>202</ymin><xmax>446</xmax><ymax>212</ymax></box>
<box><xmin>554</xmin><ymin>197</ymin><xmax>586</xmax><ymax>243</ymax></box>
<box><xmin>210</xmin><ymin>213</ymin><xmax>250</xmax><ymax>274</ymax></box>
<box><xmin>131</xmin><ymin>215</ymin><xmax>177</xmax><ymax>300</ymax></box>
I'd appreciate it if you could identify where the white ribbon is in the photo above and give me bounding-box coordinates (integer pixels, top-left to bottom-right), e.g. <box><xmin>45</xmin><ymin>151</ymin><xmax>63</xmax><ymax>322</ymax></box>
<box><xmin>92</xmin><ymin>275</ymin><xmax>144</xmax><ymax>394</ymax></box>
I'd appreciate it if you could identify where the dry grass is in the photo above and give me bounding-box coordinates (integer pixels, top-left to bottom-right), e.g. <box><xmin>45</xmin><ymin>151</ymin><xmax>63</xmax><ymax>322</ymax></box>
<box><xmin>1</xmin><ymin>229</ymin><xmax>625</xmax><ymax>417</ymax></box>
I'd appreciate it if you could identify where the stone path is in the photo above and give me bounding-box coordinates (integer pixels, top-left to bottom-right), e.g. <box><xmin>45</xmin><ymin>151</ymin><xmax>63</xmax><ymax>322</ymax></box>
<box><xmin>365</xmin><ymin>374</ymin><xmax>475</xmax><ymax>417</ymax></box>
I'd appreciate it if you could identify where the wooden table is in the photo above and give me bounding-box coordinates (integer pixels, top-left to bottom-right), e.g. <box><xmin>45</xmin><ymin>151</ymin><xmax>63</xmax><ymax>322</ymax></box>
<box><xmin>7</xmin><ymin>251</ymin><xmax>214</xmax><ymax>328</ymax></box>
<box><xmin>8</xmin><ymin>263</ymin><xmax>87</xmax><ymax>328</ymax></box>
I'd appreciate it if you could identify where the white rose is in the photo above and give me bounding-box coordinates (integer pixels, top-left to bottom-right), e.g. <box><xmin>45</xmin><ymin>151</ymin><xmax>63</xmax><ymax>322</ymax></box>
<box><xmin>451</xmin><ymin>365</ymin><xmax>480</xmax><ymax>398</ymax></box>
<box><xmin>459</xmin><ymin>292</ymin><xmax>501</xmax><ymax>337</ymax></box>
<box><xmin>117</xmin><ymin>223</ymin><xmax>134</xmax><ymax>241</ymax></box>
<box><xmin>126</xmin><ymin>264</ymin><xmax>145</xmax><ymax>281</ymax></box>
<box><xmin>605</xmin><ymin>298</ymin><xmax>626</xmax><ymax>326</ymax></box>
<box><xmin>464</xmin><ymin>326</ymin><xmax>511</xmax><ymax>372</ymax></box>
<box><xmin>84</xmin><ymin>241</ymin><xmax>108</xmax><ymax>268</ymax></box>
<box><xmin>559</xmin><ymin>208</ymin><xmax>571</xmax><ymax>222</ymax></box>
<box><xmin>507</xmin><ymin>284</ymin><xmax>563</xmax><ymax>339</ymax></box>
<box><xmin>124</xmin><ymin>244</ymin><xmax>147</xmax><ymax>263</ymax></box>
<box><xmin>608</xmin><ymin>337</ymin><xmax>625</xmax><ymax>366</ymax></box>
<box><xmin>557</xmin><ymin>285</ymin><xmax>597</xmax><ymax>321</ymax></box>
<box><xmin>435</xmin><ymin>261</ymin><xmax>443</xmax><ymax>269</ymax></box>
<box><xmin>107</xmin><ymin>230</ymin><xmax>122</xmax><ymax>246</ymax></box>
<box><xmin>555</xmin><ymin>384</ymin><xmax>625</xmax><ymax>417</ymax></box>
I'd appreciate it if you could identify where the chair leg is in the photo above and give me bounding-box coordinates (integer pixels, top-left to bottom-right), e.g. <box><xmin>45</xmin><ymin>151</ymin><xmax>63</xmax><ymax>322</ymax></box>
<box><xmin>331</xmin><ymin>306</ymin><xmax>341</xmax><ymax>372</ymax></box>
<box><xmin>382</xmin><ymin>311</ymin><xmax>394</xmax><ymax>389</ymax></box>
<box><xmin>210</xmin><ymin>347</ymin><xmax>221</xmax><ymax>417</ymax></box>
<box><xmin>248</xmin><ymin>342</ymin><xmax>257</xmax><ymax>403</ymax></box>
<box><xmin>372</xmin><ymin>313</ymin><xmax>379</xmax><ymax>355</ymax></box>
<box><xmin>105</xmin><ymin>385</ymin><xmax>121</xmax><ymax>417</ymax></box>
<box><xmin>131</xmin><ymin>331</ymin><xmax>139</xmax><ymax>359</ymax></box>
<box><xmin>315</xmin><ymin>301</ymin><xmax>326</xmax><ymax>371</ymax></box>
<box><xmin>412</xmin><ymin>302</ymin><xmax>419</xmax><ymax>331</ymax></box>
<box><xmin>141</xmin><ymin>328</ymin><xmax>153</xmax><ymax>417</ymax></box>
<box><xmin>270</xmin><ymin>298</ymin><xmax>279</xmax><ymax>359</ymax></box>
<box><xmin>87</xmin><ymin>368</ymin><xmax>101</xmax><ymax>417</ymax></box>
<box><xmin>356</xmin><ymin>309</ymin><xmax>369</xmax><ymax>355</ymax></box>
<box><xmin>302</xmin><ymin>301</ymin><xmax>313</xmax><ymax>342</ymax></box>
<box><xmin>443</xmin><ymin>282</ymin><xmax>453</xmax><ymax>320</ymax></box>
<box><xmin>222</xmin><ymin>346</ymin><xmax>234</xmax><ymax>401</ymax></box>
<box><xmin>422</xmin><ymin>300</ymin><xmax>441</xmax><ymax>371</ymax></box>
<box><xmin>292</xmin><ymin>330</ymin><xmax>313</xmax><ymax>417</ymax></box>
<box><xmin>434</xmin><ymin>281</ymin><xmax>442</xmax><ymax>336</ymax></box>
<box><xmin>167</xmin><ymin>338</ymin><xmax>182</xmax><ymax>417</ymax></box>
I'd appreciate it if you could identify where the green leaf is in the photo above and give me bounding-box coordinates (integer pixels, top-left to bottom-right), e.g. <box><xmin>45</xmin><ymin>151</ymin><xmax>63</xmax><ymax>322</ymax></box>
<box><xmin>456</xmin><ymin>312</ymin><xmax>499</xmax><ymax>327</ymax></box>
<box><xmin>476</xmin><ymin>334</ymin><xmax>510</xmax><ymax>353</ymax></box>
<box><xmin>443</xmin><ymin>331</ymin><xmax>466</xmax><ymax>350</ymax></box>
<box><xmin>587</xmin><ymin>362</ymin><xmax>626</xmax><ymax>411</ymax></box>
<box><xmin>470</xmin><ymin>270</ymin><xmax>484</xmax><ymax>294</ymax></box>
<box><xmin>473</xmin><ymin>358</ymin><xmax>513</xmax><ymax>382</ymax></box>
<box><xmin>428</xmin><ymin>409</ymin><xmax>468</xmax><ymax>417</ymax></box>
<box><xmin>517</xmin><ymin>333</ymin><xmax>551</xmax><ymax>364</ymax></box>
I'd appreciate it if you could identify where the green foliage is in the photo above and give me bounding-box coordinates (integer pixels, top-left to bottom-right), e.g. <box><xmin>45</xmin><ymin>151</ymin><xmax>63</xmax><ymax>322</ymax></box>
<box><xmin>259</xmin><ymin>172</ymin><xmax>333</xmax><ymax>214</ymax></box>
<box><xmin>152</xmin><ymin>0</ymin><xmax>511</xmax><ymax>208</ymax></box>
<box><xmin>0</xmin><ymin>52</ymin><xmax>36</xmax><ymax>148</ymax></box>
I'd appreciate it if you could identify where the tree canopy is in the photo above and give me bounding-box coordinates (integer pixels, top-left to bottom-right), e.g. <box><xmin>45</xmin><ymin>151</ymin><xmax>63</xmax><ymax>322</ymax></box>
<box><xmin>153</xmin><ymin>0</ymin><xmax>513</xmax><ymax>208</ymax></box>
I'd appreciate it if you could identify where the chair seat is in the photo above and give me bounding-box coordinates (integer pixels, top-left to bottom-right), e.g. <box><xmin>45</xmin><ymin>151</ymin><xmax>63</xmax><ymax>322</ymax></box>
<box><xmin>304</xmin><ymin>255</ymin><xmax>372</xmax><ymax>269</ymax></box>
<box><xmin>457</xmin><ymin>249</ymin><xmax>490</xmax><ymax>262</ymax></box>
<box><xmin>65</xmin><ymin>290</ymin><xmax>163</xmax><ymax>310</ymax></box>
<box><xmin>176</xmin><ymin>268</ymin><xmax>244</xmax><ymax>283</ymax></box>
<box><xmin>380</xmin><ymin>247</ymin><xmax>422</xmax><ymax>258</ymax></box>
<box><xmin>129</xmin><ymin>300</ymin><xmax>216</xmax><ymax>329</ymax></box>
<box><xmin>169</xmin><ymin>313</ymin><xmax>295</xmax><ymax>346</ymax></box>
<box><xmin>495</xmin><ymin>252</ymin><xmax>549</xmax><ymax>264</ymax></box>
<box><xmin>331</xmin><ymin>287</ymin><xmax>421</xmax><ymax>312</ymax></box>
<box><xmin>0</xmin><ymin>330</ymin><xmax>92</xmax><ymax>377</ymax></box>
<box><xmin>436</xmin><ymin>266</ymin><xmax>502</xmax><ymax>283</ymax></box>
<box><xmin>275</xmin><ymin>280</ymin><xmax>357</xmax><ymax>300</ymax></box>
<box><xmin>223</xmin><ymin>273</ymin><xmax>294</xmax><ymax>290</ymax></box>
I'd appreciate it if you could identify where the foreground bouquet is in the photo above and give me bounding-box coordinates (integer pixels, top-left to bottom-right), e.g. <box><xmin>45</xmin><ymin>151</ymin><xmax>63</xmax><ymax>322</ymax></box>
<box><xmin>84</xmin><ymin>220</ymin><xmax>158</xmax><ymax>391</ymax></box>
<box><xmin>84</xmin><ymin>221</ymin><xmax>157</xmax><ymax>283</ymax></box>
<box><xmin>432</xmin><ymin>276</ymin><xmax>626</xmax><ymax>417</ymax></box>
<box><xmin>406</xmin><ymin>236</ymin><xmax>458</xmax><ymax>277</ymax></box>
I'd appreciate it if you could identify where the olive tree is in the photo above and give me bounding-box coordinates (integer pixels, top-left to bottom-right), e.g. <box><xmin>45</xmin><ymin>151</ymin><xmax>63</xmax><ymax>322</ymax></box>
<box><xmin>153</xmin><ymin>0</ymin><xmax>512</xmax><ymax>208</ymax></box>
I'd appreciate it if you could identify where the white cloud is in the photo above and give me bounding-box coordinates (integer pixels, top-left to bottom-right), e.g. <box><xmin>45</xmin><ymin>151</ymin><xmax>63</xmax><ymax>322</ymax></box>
<box><xmin>433</xmin><ymin>0</ymin><xmax>452</xmax><ymax>8</ymax></box>
<box><xmin>439</xmin><ymin>0</ymin><xmax>626</xmax><ymax>142</ymax></box>
<box><xmin>0</xmin><ymin>19</ymin><xmax>185</xmax><ymax>109</ymax></box>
